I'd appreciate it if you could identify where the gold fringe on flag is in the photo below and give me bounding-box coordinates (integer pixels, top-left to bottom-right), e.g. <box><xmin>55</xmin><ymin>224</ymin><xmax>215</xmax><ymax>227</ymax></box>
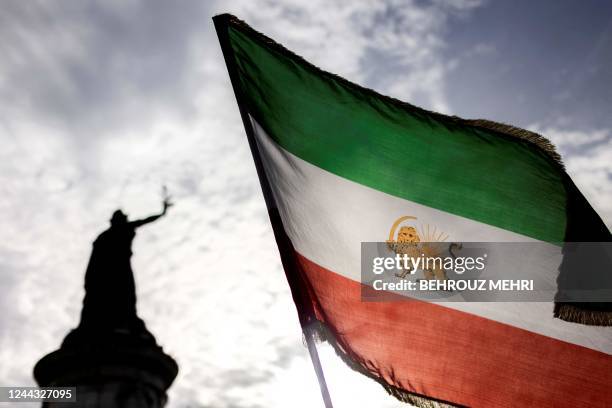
<box><xmin>554</xmin><ymin>303</ymin><xmax>612</xmax><ymax>326</ymax></box>
<box><xmin>305</xmin><ymin>321</ymin><xmax>463</xmax><ymax>408</ymax></box>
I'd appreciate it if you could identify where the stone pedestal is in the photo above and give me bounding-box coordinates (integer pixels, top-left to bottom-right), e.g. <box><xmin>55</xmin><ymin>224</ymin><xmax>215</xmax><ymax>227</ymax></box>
<box><xmin>34</xmin><ymin>330</ymin><xmax>178</xmax><ymax>408</ymax></box>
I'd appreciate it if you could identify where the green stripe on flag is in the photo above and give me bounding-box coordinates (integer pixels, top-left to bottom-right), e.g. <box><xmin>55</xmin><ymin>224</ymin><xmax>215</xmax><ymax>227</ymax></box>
<box><xmin>227</xmin><ymin>25</ymin><xmax>567</xmax><ymax>243</ymax></box>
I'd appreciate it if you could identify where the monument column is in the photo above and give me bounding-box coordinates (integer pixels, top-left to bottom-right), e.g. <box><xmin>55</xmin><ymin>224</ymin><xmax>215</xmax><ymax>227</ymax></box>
<box><xmin>34</xmin><ymin>327</ymin><xmax>178</xmax><ymax>407</ymax></box>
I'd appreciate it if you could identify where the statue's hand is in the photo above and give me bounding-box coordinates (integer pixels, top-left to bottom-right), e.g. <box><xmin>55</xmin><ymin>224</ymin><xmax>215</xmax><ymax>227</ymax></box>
<box><xmin>163</xmin><ymin>199</ymin><xmax>174</xmax><ymax>213</ymax></box>
<box><xmin>161</xmin><ymin>186</ymin><xmax>174</xmax><ymax>214</ymax></box>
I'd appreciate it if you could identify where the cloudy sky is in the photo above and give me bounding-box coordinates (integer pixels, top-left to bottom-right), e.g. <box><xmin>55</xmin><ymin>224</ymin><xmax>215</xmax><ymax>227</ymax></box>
<box><xmin>0</xmin><ymin>1</ymin><xmax>610</xmax><ymax>407</ymax></box>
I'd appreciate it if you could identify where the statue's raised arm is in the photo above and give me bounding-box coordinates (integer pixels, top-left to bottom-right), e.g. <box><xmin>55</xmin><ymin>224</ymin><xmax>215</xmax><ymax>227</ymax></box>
<box><xmin>128</xmin><ymin>195</ymin><xmax>173</xmax><ymax>229</ymax></box>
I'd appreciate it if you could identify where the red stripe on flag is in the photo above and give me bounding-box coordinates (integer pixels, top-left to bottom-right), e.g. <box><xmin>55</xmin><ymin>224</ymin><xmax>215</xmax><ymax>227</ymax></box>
<box><xmin>295</xmin><ymin>252</ymin><xmax>612</xmax><ymax>407</ymax></box>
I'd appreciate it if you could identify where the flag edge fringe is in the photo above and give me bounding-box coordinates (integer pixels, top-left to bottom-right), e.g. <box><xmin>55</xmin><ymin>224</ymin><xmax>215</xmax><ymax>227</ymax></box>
<box><xmin>554</xmin><ymin>302</ymin><xmax>612</xmax><ymax>326</ymax></box>
<box><xmin>304</xmin><ymin>320</ymin><xmax>464</xmax><ymax>408</ymax></box>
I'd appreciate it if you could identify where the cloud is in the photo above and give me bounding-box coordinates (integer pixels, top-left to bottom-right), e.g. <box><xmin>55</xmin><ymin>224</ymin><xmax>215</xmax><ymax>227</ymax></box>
<box><xmin>530</xmin><ymin>124</ymin><xmax>612</xmax><ymax>228</ymax></box>
<box><xmin>0</xmin><ymin>0</ymin><xmax>212</xmax><ymax>140</ymax></box>
<box><xmin>530</xmin><ymin>126</ymin><xmax>610</xmax><ymax>151</ymax></box>
<box><xmin>218</xmin><ymin>0</ymin><xmax>483</xmax><ymax>113</ymax></box>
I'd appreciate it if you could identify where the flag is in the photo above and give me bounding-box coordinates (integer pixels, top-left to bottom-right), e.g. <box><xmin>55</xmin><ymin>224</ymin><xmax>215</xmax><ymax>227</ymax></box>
<box><xmin>214</xmin><ymin>14</ymin><xmax>612</xmax><ymax>407</ymax></box>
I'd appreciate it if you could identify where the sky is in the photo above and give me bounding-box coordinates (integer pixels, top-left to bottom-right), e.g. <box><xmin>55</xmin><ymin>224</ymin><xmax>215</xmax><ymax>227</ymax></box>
<box><xmin>0</xmin><ymin>1</ymin><xmax>611</xmax><ymax>407</ymax></box>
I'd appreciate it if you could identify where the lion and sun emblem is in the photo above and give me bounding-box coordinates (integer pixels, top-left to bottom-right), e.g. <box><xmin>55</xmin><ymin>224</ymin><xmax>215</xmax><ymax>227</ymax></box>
<box><xmin>386</xmin><ymin>215</ymin><xmax>450</xmax><ymax>281</ymax></box>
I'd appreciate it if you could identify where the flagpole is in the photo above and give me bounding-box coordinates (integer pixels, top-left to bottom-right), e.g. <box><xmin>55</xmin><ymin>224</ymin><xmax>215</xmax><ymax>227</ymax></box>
<box><xmin>304</xmin><ymin>324</ymin><xmax>334</xmax><ymax>408</ymax></box>
<box><xmin>214</xmin><ymin>14</ymin><xmax>334</xmax><ymax>408</ymax></box>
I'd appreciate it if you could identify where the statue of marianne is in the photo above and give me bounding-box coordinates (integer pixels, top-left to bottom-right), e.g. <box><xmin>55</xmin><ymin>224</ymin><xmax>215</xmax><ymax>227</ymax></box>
<box><xmin>76</xmin><ymin>193</ymin><xmax>173</xmax><ymax>340</ymax></box>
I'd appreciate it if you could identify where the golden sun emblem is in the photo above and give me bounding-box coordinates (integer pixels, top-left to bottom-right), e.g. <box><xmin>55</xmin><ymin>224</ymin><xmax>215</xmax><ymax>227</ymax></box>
<box><xmin>387</xmin><ymin>215</ymin><xmax>449</xmax><ymax>281</ymax></box>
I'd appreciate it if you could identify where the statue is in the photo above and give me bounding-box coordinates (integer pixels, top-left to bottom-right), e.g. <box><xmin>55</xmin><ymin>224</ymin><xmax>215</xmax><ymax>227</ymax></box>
<box><xmin>64</xmin><ymin>189</ymin><xmax>173</xmax><ymax>346</ymax></box>
<box><xmin>35</xmin><ymin>189</ymin><xmax>179</xmax><ymax>407</ymax></box>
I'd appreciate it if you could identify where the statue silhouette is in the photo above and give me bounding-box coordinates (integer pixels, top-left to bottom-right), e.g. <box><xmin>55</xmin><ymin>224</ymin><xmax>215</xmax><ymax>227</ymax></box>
<box><xmin>64</xmin><ymin>194</ymin><xmax>173</xmax><ymax>347</ymax></box>
<box><xmin>35</xmin><ymin>191</ymin><xmax>179</xmax><ymax>406</ymax></box>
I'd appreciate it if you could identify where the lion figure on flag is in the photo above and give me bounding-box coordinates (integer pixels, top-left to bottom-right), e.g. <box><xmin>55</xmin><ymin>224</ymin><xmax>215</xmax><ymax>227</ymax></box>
<box><xmin>387</xmin><ymin>216</ymin><xmax>448</xmax><ymax>281</ymax></box>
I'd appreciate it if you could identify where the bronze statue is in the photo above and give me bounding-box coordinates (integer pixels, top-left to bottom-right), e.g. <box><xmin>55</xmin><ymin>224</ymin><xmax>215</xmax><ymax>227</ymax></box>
<box><xmin>65</xmin><ymin>190</ymin><xmax>173</xmax><ymax>346</ymax></box>
<box><xmin>36</xmin><ymin>189</ymin><xmax>179</xmax><ymax>406</ymax></box>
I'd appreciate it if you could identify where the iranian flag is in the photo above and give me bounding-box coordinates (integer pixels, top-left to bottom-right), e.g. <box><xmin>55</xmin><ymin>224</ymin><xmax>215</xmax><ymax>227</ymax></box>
<box><xmin>214</xmin><ymin>14</ymin><xmax>612</xmax><ymax>408</ymax></box>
